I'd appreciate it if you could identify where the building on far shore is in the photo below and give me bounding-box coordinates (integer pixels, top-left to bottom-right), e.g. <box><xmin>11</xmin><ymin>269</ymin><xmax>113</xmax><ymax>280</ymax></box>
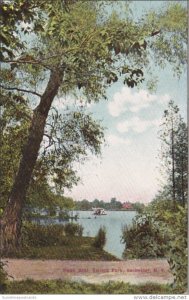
<box><xmin>122</xmin><ymin>202</ymin><xmax>133</xmax><ymax>210</ymax></box>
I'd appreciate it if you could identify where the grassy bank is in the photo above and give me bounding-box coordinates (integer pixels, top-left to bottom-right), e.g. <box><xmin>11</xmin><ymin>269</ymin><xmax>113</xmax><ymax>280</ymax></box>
<box><xmin>3</xmin><ymin>223</ymin><xmax>118</xmax><ymax>261</ymax></box>
<box><xmin>6</xmin><ymin>236</ymin><xmax>117</xmax><ymax>260</ymax></box>
<box><xmin>4</xmin><ymin>279</ymin><xmax>182</xmax><ymax>294</ymax></box>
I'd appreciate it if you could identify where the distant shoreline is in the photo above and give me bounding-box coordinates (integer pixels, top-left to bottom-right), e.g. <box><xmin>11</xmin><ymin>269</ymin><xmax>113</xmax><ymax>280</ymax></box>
<box><xmin>74</xmin><ymin>209</ymin><xmax>137</xmax><ymax>212</ymax></box>
<box><xmin>29</xmin><ymin>209</ymin><xmax>137</xmax><ymax>220</ymax></box>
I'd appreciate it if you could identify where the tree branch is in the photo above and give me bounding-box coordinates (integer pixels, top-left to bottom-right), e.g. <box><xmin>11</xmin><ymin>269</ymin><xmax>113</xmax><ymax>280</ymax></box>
<box><xmin>2</xmin><ymin>59</ymin><xmax>52</xmax><ymax>70</ymax></box>
<box><xmin>42</xmin><ymin>133</ymin><xmax>54</xmax><ymax>152</ymax></box>
<box><xmin>0</xmin><ymin>85</ymin><xmax>42</xmax><ymax>97</ymax></box>
<box><xmin>151</xmin><ymin>30</ymin><xmax>161</xmax><ymax>37</ymax></box>
<box><xmin>2</xmin><ymin>53</ymin><xmax>64</xmax><ymax>69</ymax></box>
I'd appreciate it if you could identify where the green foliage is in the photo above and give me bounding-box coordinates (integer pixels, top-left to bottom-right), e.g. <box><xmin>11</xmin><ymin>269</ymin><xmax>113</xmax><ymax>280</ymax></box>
<box><xmin>148</xmin><ymin>201</ymin><xmax>187</xmax><ymax>289</ymax></box>
<box><xmin>158</xmin><ymin>100</ymin><xmax>188</xmax><ymax>205</ymax></box>
<box><xmin>0</xmin><ymin>2</ymin><xmax>187</xmax><ymax>199</ymax></box>
<box><xmin>4</xmin><ymin>223</ymin><xmax>116</xmax><ymax>261</ymax></box>
<box><xmin>122</xmin><ymin>200</ymin><xmax>188</xmax><ymax>290</ymax></box>
<box><xmin>93</xmin><ymin>226</ymin><xmax>106</xmax><ymax>249</ymax></box>
<box><xmin>59</xmin><ymin>197</ymin><xmax>75</xmax><ymax>210</ymax></box>
<box><xmin>1</xmin><ymin>1</ymin><xmax>187</xmax><ymax>98</ymax></box>
<box><xmin>0</xmin><ymin>94</ymin><xmax>30</xmax><ymax>208</ymax></box>
<box><xmin>64</xmin><ymin>222</ymin><xmax>83</xmax><ymax>237</ymax></box>
<box><xmin>22</xmin><ymin>223</ymin><xmax>66</xmax><ymax>247</ymax></box>
<box><xmin>0</xmin><ymin>208</ymin><xmax>3</xmax><ymax>217</ymax></box>
<box><xmin>48</xmin><ymin>207</ymin><xmax>57</xmax><ymax>217</ymax></box>
<box><xmin>174</xmin><ymin>121</ymin><xmax>188</xmax><ymax>205</ymax></box>
<box><xmin>73</xmin><ymin>198</ymin><xmax>143</xmax><ymax>211</ymax></box>
<box><xmin>6</xmin><ymin>241</ymin><xmax>116</xmax><ymax>261</ymax></box>
<box><xmin>0</xmin><ymin>91</ymin><xmax>104</xmax><ymax>210</ymax></box>
<box><xmin>0</xmin><ymin>0</ymin><xmax>38</xmax><ymax>60</ymax></box>
<box><xmin>109</xmin><ymin>198</ymin><xmax>122</xmax><ymax>210</ymax></box>
<box><xmin>144</xmin><ymin>2</ymin><xmax>187</xmax><ymax>75</ymax></box>
<box><xmin>131</xmin><ymin>202</ymin><xmax>145</xmax><ymax>213</ymax></box>
<box><xmin>5</xmin><ymin>279</ymin><xmax>175</xmax><ymax>294</ymax></box>
<box><xmin>122</xmin><ymin>213</ymin><xmax>166</xmax><ymax>259</ymax></box>
<box><xmin>22</xmin><ymin>222</ymin><xmax>84</xmax><ymax>247</ymax></box>
<box><xmin>0</xmin><ymin>0</ymin><xmax>78</xmax><ymax>60</ymax></box>
<box><xmin>75</xmin><ymin>199</ymin><xmax>92</xmax><ymax>210</ymax></box>
<box><xmin>0</xmin><ymin>261</ymin><xmax>7</xmax><ymax>293</ymax></box>
<box><xmin>160</xmin><ymin>205</ymin><xmax>187</xmax><ymax>290</ymax></box>
<box><xmin>58</xmin><ymin>210</ymin><xmax>70</xmax><ymax>220</ymax></box>
<box><xmin>0</xmin><ymin>0</ymin><xmax>187</xmax><ymax>255</ymax></box>
<box><xmin>42</xmin><ymin>110</ymin><xmax>105</xmax><ymax>193</ymax></box>
<box><xmin>74</xmin><ymin>198</ymin><xmax>124</xmax><ymax>210</ymax></box>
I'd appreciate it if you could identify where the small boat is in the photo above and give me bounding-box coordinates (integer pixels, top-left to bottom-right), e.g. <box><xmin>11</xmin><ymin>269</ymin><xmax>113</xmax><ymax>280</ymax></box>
<box><xmin>92</xmin><ymin>207</ymin><xmax>107</xmax><ymax>216</ymax></box>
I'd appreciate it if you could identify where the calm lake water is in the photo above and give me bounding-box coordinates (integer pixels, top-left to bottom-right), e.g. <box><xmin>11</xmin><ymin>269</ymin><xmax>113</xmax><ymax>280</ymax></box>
<box><xmin>36</xmin><ymin>210</ymin><xmax>136</xmax><ymax>259</ymax></box>
<box><xmin>74</xmin><ymin>210</ymin><xmax>137</xmax><ymax>259</ymax></box>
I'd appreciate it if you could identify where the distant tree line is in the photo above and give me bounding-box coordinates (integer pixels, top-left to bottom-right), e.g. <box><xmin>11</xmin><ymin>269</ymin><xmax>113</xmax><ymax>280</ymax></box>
<box><xmin>73</xmin><ymin>197</ymin><xmax>145</xmax><ymax>211</ymax></box>
<box><xmin>18</xmin><ymin>195</ymin><xmax>145</xmax><ymax>217</ymax></box>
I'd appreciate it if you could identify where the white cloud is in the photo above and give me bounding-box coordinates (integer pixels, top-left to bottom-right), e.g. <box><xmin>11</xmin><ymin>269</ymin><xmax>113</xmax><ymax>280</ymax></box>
<box><xmin>64</xmin><ymin>135</ymin><xmax>161</xmax><ymax>203</ymax></box>
<box><xmin>108</xmin><ymin>86</ymin><xmax>170</xmax><ymax>117</ymax></box>
<box><xmin>106</xmin><ymin>134</ymin><xmax>131</xmax><ymax>146</ymax></box>
<box><xmin>117</xmin><ymin>116</ymin><xmax>161</xmax><ymax>133</ymax></box>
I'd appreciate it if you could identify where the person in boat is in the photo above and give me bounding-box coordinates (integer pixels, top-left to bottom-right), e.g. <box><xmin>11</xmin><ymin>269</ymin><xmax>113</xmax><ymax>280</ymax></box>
<box><xmin>93</xmin><ymin>207</ymin><xmax>107</xmax><ymax>215</ymax></box>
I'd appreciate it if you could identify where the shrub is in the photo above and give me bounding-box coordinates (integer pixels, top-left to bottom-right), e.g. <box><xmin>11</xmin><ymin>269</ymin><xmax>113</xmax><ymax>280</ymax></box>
<box><xmin>64</xmin><ymin>223</ymin><xmax>83</xmax><ymax>237</ymax></box>
<box><xmin>163</xmin><ymin>205</ymin><xmax>188</xmax><ymax>290</ymax></box>
<box><xmin>93</xmin><ymin>226</ymin><xmax>106</xmax><ymax>249</ymax></box>
<box><xmin>121</xmin><ymin>200</ymin><xmax>188</xmax><ymax>291</ymax></box>
<box><xmin>148</xmin><ymin>201</ymin><xmax>188</xmax><ymax>290</ymax></box>
<box><xmin>18</xmin><ymin>222</ymin><xmax>84</xmax><ymax>248</ymax></box>
<box><xmin>48</xmin><ymin>207</ymin><xmax>57</xmax><ymax>217</ymax></box>
<box><xmin>58</xmin><ymin>210</ymin><xmax>70</xmax><ymax>220</ymax></box>
<box><xmin>0</xmin><ymin>260</ymin><xmax>7</xmax><ymax>292</ymax></box>
<box><xmin>21</xmin><ymin>223</ymin><xmax>66</xmax><ymax>247</ymax></box>
<box><xmin>122</xmin><ymin>213</ymin><xmax>167</xmax><ymax>259</ymax></box>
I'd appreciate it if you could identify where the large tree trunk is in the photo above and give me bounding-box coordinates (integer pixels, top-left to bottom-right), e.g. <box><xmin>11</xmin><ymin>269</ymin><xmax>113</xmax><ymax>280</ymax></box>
<box><xmin>0</xmin><ymin>68</ymin><xmax>63</xmax><ymax>254</ymax></box>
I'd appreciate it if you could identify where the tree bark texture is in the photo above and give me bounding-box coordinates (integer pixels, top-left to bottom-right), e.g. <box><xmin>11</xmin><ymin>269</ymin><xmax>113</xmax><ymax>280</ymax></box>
<box><xmin>0</xmin><ymin>69</ymin><xmax>63</xmax><ymax>254</ymax></box>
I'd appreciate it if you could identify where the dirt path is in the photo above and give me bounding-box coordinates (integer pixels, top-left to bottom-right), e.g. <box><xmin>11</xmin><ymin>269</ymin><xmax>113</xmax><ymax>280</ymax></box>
<box><xmin>3</xmin><ymin>259</ymin><xmax>174</xmax><ymax>285</ymax></box>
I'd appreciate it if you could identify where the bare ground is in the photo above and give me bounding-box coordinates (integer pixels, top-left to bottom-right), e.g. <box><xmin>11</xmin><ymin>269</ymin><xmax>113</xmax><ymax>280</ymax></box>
<box><xmin>3</xmin><ymin>259</ymin><xmax>174</xmax><ymax>285</ymax></box>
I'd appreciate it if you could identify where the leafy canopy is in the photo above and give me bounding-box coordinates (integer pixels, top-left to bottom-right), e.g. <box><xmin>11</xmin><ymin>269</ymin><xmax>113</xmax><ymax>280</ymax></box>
<box><xmin>0</xmin><ymin>0</ymin><xmax>187</xmax><ymax>210</ymax></box>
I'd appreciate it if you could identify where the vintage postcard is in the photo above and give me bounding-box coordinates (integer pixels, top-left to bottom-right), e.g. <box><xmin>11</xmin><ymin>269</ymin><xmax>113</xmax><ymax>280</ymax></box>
<box><xmin>0</xmin><ymin>0</ymin><xmax>187</xmax><ymax>297</ymax></box>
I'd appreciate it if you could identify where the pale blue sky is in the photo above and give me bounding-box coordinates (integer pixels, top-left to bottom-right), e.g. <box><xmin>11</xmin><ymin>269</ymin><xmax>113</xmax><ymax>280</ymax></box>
<box><xmin>63</xmin><ymin>1</ymin><xmax>187</xmax><ymax>203</ymax></box>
